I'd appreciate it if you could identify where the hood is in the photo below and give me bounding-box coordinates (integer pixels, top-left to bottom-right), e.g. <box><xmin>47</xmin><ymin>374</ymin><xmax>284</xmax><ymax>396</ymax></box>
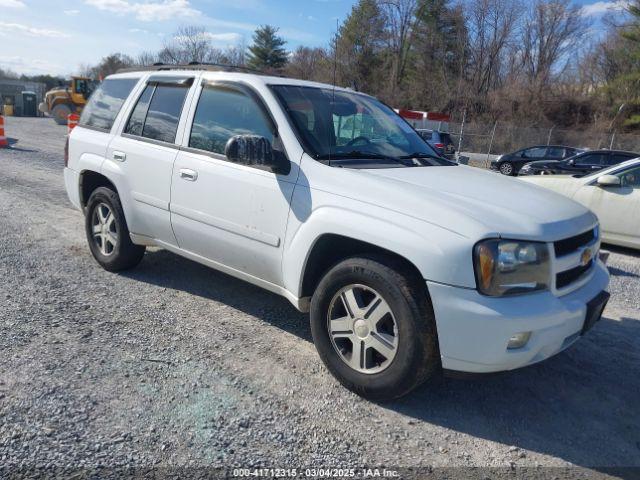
<box><xmin>346</xmin><ymin>165</ymin><xmax>596</xmax><ymax>241</ymax></box>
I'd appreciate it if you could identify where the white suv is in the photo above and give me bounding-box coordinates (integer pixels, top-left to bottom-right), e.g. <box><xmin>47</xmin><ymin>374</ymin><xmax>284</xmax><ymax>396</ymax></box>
<box><xmin>64</xmin><ymin>66</ymin><xmax>610</xmax><ymax>400</ymax></box>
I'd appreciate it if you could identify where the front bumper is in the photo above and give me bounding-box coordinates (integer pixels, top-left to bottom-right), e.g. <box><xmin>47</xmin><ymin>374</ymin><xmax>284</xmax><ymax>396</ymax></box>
<box><xmin>428</xmin><ymin>260</ymin><xmax>610</xmax><ymax>373</ymax></box>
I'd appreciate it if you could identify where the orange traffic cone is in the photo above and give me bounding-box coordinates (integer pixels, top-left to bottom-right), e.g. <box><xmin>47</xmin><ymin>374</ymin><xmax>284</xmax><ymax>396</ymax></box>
<box><xmin>0</xmin><ymin>115</ymin><xmax>8</xmax><ymax>148</ymax></box>
<box><xmin>67</xmin><ymin>113</ymin><xmax>80</xmax><ymax>135</ymax></box>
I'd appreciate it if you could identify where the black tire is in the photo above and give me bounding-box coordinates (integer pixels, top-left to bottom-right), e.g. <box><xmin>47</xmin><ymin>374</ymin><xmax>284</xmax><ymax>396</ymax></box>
<box><xmin>51</xmin><ymin>104</ymin><xmax>71</xmax><ymax>125</ymax></box>
<box><xmin>310</xmin><ymin>255</ymin><xmax>439</xmax><ymax>401</ymax></box>
<box><xmin>499</xmin><ymin>161</ymin><xmax>515</xmax><ymax>176</ymax></box>
<box><xmin>85</xmin><ymin>187</ymin><xmax>145</xmax><ymax>272</ymax></box>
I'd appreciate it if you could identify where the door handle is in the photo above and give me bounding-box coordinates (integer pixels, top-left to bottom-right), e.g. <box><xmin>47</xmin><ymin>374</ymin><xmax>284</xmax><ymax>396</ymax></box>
<box><xmin>179</xmin><ymin>168</ymin><xmax>198</xmax><ymax>181</ymax></box>
<box><xmin>113</xmin><ymin>151</ymin><xmax>126</xmax><ymax>162</ymax></box>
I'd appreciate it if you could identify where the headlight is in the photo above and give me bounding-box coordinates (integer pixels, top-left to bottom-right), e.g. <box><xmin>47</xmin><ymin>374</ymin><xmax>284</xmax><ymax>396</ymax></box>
<box><xmin>474</xmin><ymin>239</ymin><xmax>550</xmax><ymax>296</ymax></box>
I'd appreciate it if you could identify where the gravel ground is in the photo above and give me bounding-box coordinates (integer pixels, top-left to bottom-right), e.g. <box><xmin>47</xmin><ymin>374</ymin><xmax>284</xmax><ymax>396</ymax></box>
<box><xmin>0</xmin><ymin>117</ymin><xmax>639</xmax><ymax>478</ymax></box>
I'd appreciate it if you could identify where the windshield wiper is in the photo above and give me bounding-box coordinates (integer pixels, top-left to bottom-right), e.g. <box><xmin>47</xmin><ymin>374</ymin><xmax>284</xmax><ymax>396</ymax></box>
<box><xmin>399</xmin><ymin>152</ymin><xmax>443</xmax><ymax>160</ymax></box>
<box><xmin>316</xmin><ymin>150</ymin><xmax>411</xmax><ymax>166</ymax></box>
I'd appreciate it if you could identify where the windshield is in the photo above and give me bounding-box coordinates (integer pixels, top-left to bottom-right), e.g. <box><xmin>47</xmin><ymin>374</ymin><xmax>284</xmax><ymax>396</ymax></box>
<box><xmin>271</xmin><ymin>85</ymin><xmax>450</xmax><ymax>166</ymax></box>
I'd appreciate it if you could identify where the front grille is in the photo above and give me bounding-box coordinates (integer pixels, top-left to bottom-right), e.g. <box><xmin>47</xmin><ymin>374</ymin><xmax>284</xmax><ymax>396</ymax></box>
<box><xmin>554</xmin><ymin>228</ymin><xmax>595</xmax><ymax>257</ymax></box>
<box><xmin>556</xmin><ymin>259</ymin><xmax>593</xmax><ymax>289</ymax></box>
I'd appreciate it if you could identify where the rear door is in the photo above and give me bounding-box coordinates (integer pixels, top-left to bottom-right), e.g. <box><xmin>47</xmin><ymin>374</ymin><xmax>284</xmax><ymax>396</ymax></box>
<box><xmin>72</xmin><ymin>76</ymin><xmax>139</xmax><ymax>175</ymax></box>
<box><xmin>105</xmin><ymin>74</ymin><xmax>196</xmax><ymax>246</ymax></box>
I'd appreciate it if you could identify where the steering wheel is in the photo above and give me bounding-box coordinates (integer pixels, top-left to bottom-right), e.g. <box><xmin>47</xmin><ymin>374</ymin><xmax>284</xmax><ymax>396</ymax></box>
<box><xmin>346</xmin><ymin>136</ymin><xmax>371</xmax><ymax>147</ymax></box>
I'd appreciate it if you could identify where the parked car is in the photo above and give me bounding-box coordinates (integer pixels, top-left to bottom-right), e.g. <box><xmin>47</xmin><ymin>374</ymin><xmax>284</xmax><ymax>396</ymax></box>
<box><xmin>491</xmin><ymin>145</ymin><xmax>585</xmax><ymax>176</ymax></box>
<box><xmin>521</xmin><ymin>158</ymin><xmax>640</xmax><ymax>250</ymax></box>
<box><xmin>416</xmin><ymin>129</ymin><xmax>456</xmax><ymax>159</ymax></box>
<box><xmin>64</xmin><ymin>66</ymin><xmax>609</xmax><ymax>400</ymax></box>
<box><xmin>518</xmin><ymin>149</ymin><xmax>639</xmax><ymax>176</ymax></box>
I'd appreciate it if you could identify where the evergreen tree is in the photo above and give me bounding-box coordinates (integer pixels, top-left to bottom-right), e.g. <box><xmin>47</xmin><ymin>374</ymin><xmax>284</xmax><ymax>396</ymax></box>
<box><xmin>334</xmin><ymin>0</ymin><xmax>386</xmax><ymax>93</ymax></box>
<box><xmin>247</xmin><ymin>25</ymin><xmax>288</xmax><ymax>71</ymax></box>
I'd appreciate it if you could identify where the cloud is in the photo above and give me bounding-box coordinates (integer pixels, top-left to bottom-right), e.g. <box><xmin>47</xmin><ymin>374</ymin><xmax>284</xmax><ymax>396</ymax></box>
<box><xmin>64</xmin><ymin>9</ymin><xmax>80</xmax><ymax>15</ymax></box>
<box><xmin>0</xmin><ymin>55</ymin><xmax>65</xmax><ymax>75</ymax></box>
<box><xmin>0</xmin><ymin>22</ymin><xmax>71</xmax><ymax>38</ymax></box>
<box><xmin>84</xmin><ymin>0</ymin><xmax>199</xmax><ymax>22</ymax></box>
<box><xmin>581</xmin><ymin>0</ymin><xmax>630</xmax><ymax>16</ymax></box>
<box><xmin>0</xmin><ymin>0</ymin><xmax>26</xmax><ymax>8</ymax></box>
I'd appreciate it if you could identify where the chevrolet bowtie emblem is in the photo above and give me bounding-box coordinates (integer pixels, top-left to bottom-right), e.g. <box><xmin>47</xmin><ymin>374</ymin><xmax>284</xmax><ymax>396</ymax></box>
<box><xmin>580</xmin><ymin>248</ymin><xmax>593</xmax><ymax>267</ymax></box>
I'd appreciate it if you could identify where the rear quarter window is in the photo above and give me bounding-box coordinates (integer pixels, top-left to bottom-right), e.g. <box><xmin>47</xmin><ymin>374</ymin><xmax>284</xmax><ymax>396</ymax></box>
<box><xmin>79</xmin><ymin>78</ymin><xmax>138</xmax><ymax>131</ymax></box>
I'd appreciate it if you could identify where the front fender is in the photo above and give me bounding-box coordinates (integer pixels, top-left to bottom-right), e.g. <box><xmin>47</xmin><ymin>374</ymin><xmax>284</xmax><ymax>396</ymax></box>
<box><xmin>282</xmin><ymin>186</ymin><xmax>476</xmax><ymax>298</ymax></box>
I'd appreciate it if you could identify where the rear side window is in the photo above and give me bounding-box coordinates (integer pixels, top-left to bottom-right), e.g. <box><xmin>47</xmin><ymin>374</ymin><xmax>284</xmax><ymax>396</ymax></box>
<box><xmin>125</xmin><ymin>85</ymin><xmax>154</xmax><ymax>137</ymax></box>
<box><xmin>79</xmin><ymin>78</ymin><xmax>138</xmax><ymax>131</ymax></box>
<box><xmin>125</xmin><ymin>84</ymin><xmax>189</xmax><ymax>144</ymax></box>
<box><xmin>546</xmin><ymin>147</ymin><xmax>564</xmax><ymax>158</ymax></box>
<box><xmin>523</xmin><ymin>147</ymin><xmax>546</xmax><ymax>158</ymax></box>
<box><xmin>608</xmin><ymin>153</ymin><xmax>635</xmax><ymax>165</ymax></box>
<box><xmin>189</xmin><ymin>85</ymin><xmax>274</xmax><ymax>155</ymax></box>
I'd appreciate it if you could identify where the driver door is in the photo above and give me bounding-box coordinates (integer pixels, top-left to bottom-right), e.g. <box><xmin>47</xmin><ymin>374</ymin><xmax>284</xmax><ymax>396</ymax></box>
<box><xmin>170</xmin><ymin>82</ymin><xmax>298</xmax><ymax>286</ymax></box>
<box><xmin>574</xmin><ymin>164</ymin><xmax>640</xmax><ymax>243</ymax></box>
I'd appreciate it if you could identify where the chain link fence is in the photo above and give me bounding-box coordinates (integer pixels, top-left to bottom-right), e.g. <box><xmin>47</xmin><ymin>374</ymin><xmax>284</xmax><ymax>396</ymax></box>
<box><xmin>443</xmin><ymin>121</ymin><xmax>640</xmax><ymax>168</ymax></box>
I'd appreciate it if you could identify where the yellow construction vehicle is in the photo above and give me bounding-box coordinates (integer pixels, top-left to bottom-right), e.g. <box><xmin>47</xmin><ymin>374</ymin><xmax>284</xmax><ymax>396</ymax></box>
<box><xmin>39</xmin><ymin>77</ymin><xmax>97</xmax><ymax>125</ymax></box>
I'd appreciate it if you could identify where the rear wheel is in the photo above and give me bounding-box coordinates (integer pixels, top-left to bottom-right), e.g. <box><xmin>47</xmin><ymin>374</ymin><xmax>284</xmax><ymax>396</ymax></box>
<box><xmin>51</xmin><ymin>104</ymin><xmax>71</xmax><ymax>125</ymax></box>
<box><xmin>85</xmin><ymin>187</ymin><xmax>145</xmax><ymax>272</ymax></box>
<box><xmin>310</xmin><ymin>255</ymin><xmax>439</xmax><ymax>400</ymax></box>
<box><xmin>499</xmin><ymin>161</ymin><xmax>514</xmax><ymax>176</ymax></box>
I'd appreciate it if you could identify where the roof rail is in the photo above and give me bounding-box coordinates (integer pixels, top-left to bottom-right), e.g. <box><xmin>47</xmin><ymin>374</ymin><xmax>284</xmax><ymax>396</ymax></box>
<box><xmin>117</xmin><ymin>62</ymin><xmax>286</xmax><ymax>77</ymax></box>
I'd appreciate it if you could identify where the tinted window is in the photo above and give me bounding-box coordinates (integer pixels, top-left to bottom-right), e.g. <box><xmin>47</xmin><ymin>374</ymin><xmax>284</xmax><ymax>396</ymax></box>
<box><xmin>79</xmin><ymin>78</ymin><xmax>138</xmax><ymax>131</ymax></box>
<box><xmin>189</xmin><ymin>85</ymin><xmax>274</xmax><ymax>155</ymax></box>
<box><xmin>272</xmin><ymin>85</ymin><xmax>444</xmax><ymax>162</ymax></box>
<box><xmin>141</xmin><ymin>85</ymin><xmax>188</xmax><ymax>143</ymax></box>
<box><xmin>616</xmin><ymin>165</ymin><xmax>640</xmax><ymax>187</ymax></box>
<box><xmin>125</xmin><ymin>85</ymin><xmax>154</xmax><ymax>137</ymax></box>
<box><xmin>523</xmin><ymin>147</ymin><xmax>546</xmax><ymax>158</ymax></box>
<box><xmin>575</xmin><ymin>153</ymin><xmax>605</xmax><ymax>166</ymax></box>
<box><xmin>546</xmin><ymin>147</ymin><xmax>564</xmax><ymax>158</ymax></box>
<box><xmin>608</xmin><ymin>153</ymin><xmax>635</xmax><ymax>165</ymax></box>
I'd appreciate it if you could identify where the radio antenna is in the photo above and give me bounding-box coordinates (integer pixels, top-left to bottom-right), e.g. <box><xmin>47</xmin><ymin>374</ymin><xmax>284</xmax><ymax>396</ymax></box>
<box><xmin>330</xmin><ymin>18</ymin><xmax>339</xmax><ymax>167</ymax></box>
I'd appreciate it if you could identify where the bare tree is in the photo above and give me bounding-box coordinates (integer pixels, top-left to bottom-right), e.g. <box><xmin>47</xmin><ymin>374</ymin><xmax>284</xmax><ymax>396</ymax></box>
<box><xmin>380</xmin><ymin>0</ymin><xmax>420</xmax><ymax>99</ymax></box>
<box><xmin>285</xmin><ymin>46</ymin><xmax>331</xmax><ymax>81</ymax></box>
<box><xmin>160</xmin><ymin>25</ymin><xmax>214</xmax><ymax>64</ymax></box>
<box><xmin>518</xmin><ymin>0</ymin><xmax>589</xmax><ymax>89</ymax></box>
<box><xmin>465</xmin><ymin>0</ymin><xmax>523</xmax><ymax>100</ymax></box>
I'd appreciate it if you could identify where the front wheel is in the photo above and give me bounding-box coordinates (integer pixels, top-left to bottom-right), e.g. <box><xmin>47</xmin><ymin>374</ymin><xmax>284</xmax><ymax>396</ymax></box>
<box><xmin>310</xmin><ymin>256</ymin><xmax>439</xmax><ymax>400</ymax></box>
<box><xmin>499</xmin><ymin>161</ymin><xmax>514</xmax><ymax>176</ymax></box>
<box><xmin>85</xmin><ymin>187</ymin><xmax>145</xmax><ymax>272</ymax></box>
<box><xmin>51</xmin><ymin>104</ymin><xmax>71</xmax><ymax>125</ymax></box>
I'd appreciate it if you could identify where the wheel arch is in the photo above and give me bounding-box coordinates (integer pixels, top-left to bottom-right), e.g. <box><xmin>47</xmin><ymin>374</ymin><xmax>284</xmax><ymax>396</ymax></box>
<box><xmin>299</xmin><ymin>234</ymin><xmax>425</xmax><ymax>300</ymax></box>
<box><xmin>79</xmin><ymin>170</ymin><xmax>119</xmax><ymax>208</ymax></box>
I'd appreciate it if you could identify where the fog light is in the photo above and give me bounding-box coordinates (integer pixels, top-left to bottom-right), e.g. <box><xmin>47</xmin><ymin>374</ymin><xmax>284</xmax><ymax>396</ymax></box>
<box><xmin>507</xmin><ymin>332</ymin><xmax>531</xmax><ymax>350</ymax></box>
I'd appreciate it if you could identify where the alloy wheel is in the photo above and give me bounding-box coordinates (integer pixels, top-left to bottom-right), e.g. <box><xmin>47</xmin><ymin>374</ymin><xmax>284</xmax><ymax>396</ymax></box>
<box><xmin>327</xmin><ymin>284</ymin><xmax>399</xmax><ymax>374</ymax></box>
<box><xmin>499</xmin><ymin>162</ymin><xmax>513</xmax><ymax>175</ymax></box>
<box><xmin>91</xmin><ymin>203</ymin><xmax>118</xmax><ymax>256</ymax></box>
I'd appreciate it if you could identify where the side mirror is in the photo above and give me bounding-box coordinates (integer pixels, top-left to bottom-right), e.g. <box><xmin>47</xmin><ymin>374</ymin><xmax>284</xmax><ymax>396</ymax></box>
<box><xmin>567</xmin><ymin>159</ymin><xmax>575</xmax><ymax>165</ymax></box>
<box><xmin>597</xmin><ymin>174</ymin><xmax>621</xmax><ymax>187</ymax></box>
<box><xmin>224</xmin><ymin>135</ymin><xmax>289</xmax><ymax>174</ymax></box>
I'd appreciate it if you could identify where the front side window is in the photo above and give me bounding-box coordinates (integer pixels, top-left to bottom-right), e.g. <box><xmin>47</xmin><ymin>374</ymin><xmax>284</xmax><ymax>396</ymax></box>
<box><xmin>189</xmin><ymin>85</ymin><xmax>274</xmax><ymax>155</ymax></box>
<box><xmin>271</xmin><ymin>85</ymin><xmax>449</xmax><ymax>166</ymax></box>
<box><xmin>79</xmin><ymin>78</ymin><xmax>138</xmax><ymax>131</ymax></box>
<box><xmin>615</xmin><ymin>165</ymin><xmax>640</xmax><ymax>187</ymax></box>
<box><xmin>575</xmin><ymin>153</ymin><xmax>605</xmax><ymax>166</ymax></box>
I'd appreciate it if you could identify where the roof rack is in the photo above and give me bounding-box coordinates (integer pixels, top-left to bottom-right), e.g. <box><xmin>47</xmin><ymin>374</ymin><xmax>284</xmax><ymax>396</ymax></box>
<box><xmin>117</xmin><ymin>62</ymin><xmax>285</xmax><ymax>77</ymax></box>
